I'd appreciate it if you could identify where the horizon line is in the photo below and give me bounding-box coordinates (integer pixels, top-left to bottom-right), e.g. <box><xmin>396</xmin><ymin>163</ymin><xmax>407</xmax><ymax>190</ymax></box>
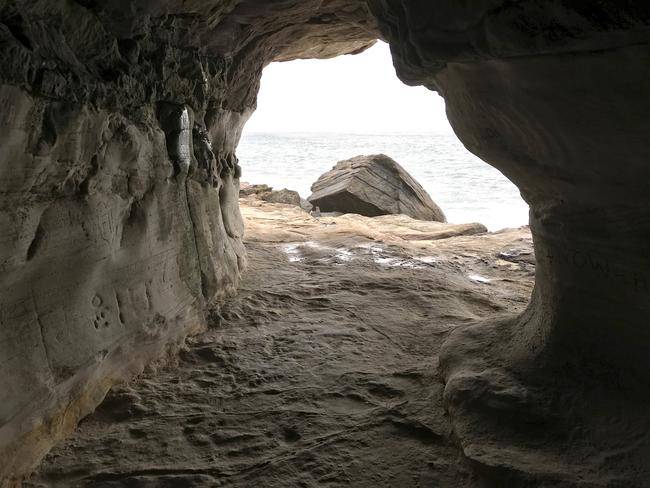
<box><xmin>241</xmin><ymin>130</ymin><xmax>456</xmax><ymax>136</ymax></box>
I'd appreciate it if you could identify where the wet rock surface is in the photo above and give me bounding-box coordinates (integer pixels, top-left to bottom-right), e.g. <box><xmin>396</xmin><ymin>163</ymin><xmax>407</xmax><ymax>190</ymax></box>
<box><xmin>27</xmin><ymin>199</ymin><xmax>534</xmax><ymax>488</ymax></box>
<box><xmin>308</xmin><ymin>154</ymin><xmax>446</xmax><ymax>221</ymax></box>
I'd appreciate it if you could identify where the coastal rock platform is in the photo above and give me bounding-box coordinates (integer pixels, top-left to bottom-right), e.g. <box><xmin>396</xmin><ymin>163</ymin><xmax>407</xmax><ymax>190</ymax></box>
<box><xmin>27</xmin><ymin>199</ymin><xmax>534</xmax><ymax>487</ymax></box>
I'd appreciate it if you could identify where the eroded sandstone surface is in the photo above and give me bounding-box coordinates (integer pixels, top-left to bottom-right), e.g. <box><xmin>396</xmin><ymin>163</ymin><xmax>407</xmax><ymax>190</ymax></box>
<box><xmin>1</xmin><ymin>1</ymin><xmax>650</xmax><ymax>486</ymax></box>
<box><xmin>308</xmin><ymin>154</ymin><xmax>446</xmax><ymax>221</ymax></box>
<box><xmin>0</xmin><ymin>1</ymin><xmax>377</xmax><ymax>482</ymax></box>
<box><xmin>26</xmin><ymin>198</ymin><xmax>534</xmax><ymax>488</ymax></box>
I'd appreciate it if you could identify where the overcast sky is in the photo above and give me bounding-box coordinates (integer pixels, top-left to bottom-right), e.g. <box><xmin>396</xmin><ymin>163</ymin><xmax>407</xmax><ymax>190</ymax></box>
<box><xmin>243</xmin><ymin>41</ymin><xmax>454</xmax><ymax>134</ymax></box>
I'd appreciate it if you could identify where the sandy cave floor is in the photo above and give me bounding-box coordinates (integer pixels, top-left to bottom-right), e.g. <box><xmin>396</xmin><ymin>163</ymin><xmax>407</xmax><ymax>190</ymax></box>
<box><xmin>28</xmin><ymin>200</ymin><xmax>535</xmax><ymax>488</ymax></box>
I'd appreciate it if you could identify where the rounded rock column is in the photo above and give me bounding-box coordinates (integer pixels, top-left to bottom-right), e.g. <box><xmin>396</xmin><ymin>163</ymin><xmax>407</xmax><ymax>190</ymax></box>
<box><xmin>436</xmin><ymin>45</ymin><xmax>650</xmax><ymax>485</ymax></box>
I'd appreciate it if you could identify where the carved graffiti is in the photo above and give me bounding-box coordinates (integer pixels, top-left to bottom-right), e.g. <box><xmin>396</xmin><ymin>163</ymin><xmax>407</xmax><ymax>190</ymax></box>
<box><xmin>545</xmin><ymin>248</ymin><xmax>649</xmax><ymax>293</ymax></box>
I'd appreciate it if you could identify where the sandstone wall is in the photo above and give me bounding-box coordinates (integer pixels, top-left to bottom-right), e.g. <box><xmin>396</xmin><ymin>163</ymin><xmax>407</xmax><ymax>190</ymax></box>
<box><xmin>0</xmin><ymin>1</ymin><xmax>376</xmax><ymax>483</ymax></box>
<box><xmin>369</xmin><ymin>2</ymin><xmax>650</xmax><ymax>483</ymax></box>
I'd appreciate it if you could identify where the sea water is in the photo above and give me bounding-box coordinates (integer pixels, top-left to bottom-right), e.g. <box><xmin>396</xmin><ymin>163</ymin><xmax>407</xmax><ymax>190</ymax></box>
<box><xmin>237</xmin><ymin>132</ymin><xmax>529</xmax><ymax>232</ymax></box>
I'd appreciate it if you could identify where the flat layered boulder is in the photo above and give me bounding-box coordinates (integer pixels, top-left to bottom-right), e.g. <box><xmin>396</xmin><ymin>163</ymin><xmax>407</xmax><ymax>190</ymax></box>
<box><xmin>308</xmin><ymin>154</ymin><xmax>446</xmax><ymax>222</ymax></box>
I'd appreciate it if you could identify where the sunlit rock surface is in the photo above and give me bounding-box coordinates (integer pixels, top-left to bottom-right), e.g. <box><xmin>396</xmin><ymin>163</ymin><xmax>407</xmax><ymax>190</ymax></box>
<box><xmin>1</xmin><ymin>0</ymin><xmax>650</xmax><ymax>486</ymax></box>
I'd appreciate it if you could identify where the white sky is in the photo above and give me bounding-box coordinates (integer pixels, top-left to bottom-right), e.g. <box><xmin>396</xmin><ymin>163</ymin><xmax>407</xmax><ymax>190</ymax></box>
<box><xmin>244</xmin><ymin>41</ymin><xmax>454</xmax><ymax>134</ymax></box>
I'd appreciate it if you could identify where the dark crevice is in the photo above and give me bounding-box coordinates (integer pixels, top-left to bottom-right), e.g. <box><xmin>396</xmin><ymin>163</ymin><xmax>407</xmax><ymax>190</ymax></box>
<box><xmin>100</xmin><ymin>67</ymin><xmax>122</xmax><ymax>83</ymax></box>
<box><xmin>4</xmin><ymin>13</ymin><xmax>32</xmax><ymax>50</ymax></box>
<box><xmin>115</xmin><ymin>291</ymin><xmax>125</xmax><ymax>326</ymax></box>
<box><xmin>26</xmin><ymin>223</ymin><xmax>45</xmax><ymax>261</ymax></box>
<box><xmin>79</xmin><ymin>155</ymin><xmax>99</xmax><ymax>195</ymax></box>
<box><xmin>40</xmin><ymin>108</ymin><xmax>58</xmax><ymax>148</ymax></box>
<box><xmin>70</xmin><ymin>0</ymin><xmax>100</xmax><ymax>10</ymax></box>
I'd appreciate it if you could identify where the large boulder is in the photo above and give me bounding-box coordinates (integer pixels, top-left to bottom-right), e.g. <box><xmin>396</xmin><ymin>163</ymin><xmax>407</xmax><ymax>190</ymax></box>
<box><xmin>308</xmin><ymin>154</ymin><xmax>446</xmax><ymax>222</ymax></box>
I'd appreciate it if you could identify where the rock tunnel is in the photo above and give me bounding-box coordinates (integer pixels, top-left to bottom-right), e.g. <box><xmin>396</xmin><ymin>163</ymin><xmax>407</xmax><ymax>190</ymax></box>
<box><xmin>1</xmin><ymin>1</ymin><xmax>649</xmax><ymax>486</ymax></box>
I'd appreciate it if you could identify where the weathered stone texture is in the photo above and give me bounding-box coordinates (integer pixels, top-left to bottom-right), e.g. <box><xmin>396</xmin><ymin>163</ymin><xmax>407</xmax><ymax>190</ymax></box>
<box><xmin>2</xmin><ymin>1</ymin><xmax>650</xmax><ymax>486</ymax></box>
<box><xmin>0</xmin><ymin>1</ymin><xmax>377</xmax><ymax>483</ymax></box>
<box><xmin>369</xmin><ymin>3</ymin><xmax>650</xmax><ymax>485</ymax></box>
<box><xmin>308</xmin><ymin>154</ymin><xmax>446</xmax><ymax>221</ymax></box>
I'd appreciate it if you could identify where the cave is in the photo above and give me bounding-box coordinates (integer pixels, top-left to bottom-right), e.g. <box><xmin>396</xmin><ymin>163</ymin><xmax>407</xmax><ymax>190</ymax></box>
<box><xmin>1</xmin><ymin>2</ymin><xmax>649</xmax><ymax>487</ymax></box>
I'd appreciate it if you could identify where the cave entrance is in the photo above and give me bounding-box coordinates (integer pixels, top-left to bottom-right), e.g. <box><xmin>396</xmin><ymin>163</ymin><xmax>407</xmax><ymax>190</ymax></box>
<box><xmin>28</xmin><ymin>39</ymin><xmax>540</xmax><ymax>488</ymax></box>
<box><xmin>27</xmin><ymin>40</ymin><xmax>539</xmax><ymax>488</ymax></box>
<box><xmin>145</xmin><ymin>41</ymin><xmax>535</xmax><ymax>486</ymax></box>
<box><xmin>232</xmin><ymin>41</ymin><xmax>535</xmax><ymax>328</ymax></box>
<box><xmin>237</xmin><ymin>41</ymin><xmax>528</xmax><ymax>232</ymax></box>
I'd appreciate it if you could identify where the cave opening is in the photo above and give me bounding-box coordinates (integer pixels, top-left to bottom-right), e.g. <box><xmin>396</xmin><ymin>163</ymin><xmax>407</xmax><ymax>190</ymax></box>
<box><xmin>3</xmin><ymin>3</ymin><xmax>650</xmax><ymax>486</ymax></box>
<box><xmin>237</xmin><ymin>41</ymin><xmax>529</xmax><ymax>232</ymax></box>
<box><xmin>23</xmin><ymin>41</ymin><xmax>542</xmax><ymax>488</ymax></box>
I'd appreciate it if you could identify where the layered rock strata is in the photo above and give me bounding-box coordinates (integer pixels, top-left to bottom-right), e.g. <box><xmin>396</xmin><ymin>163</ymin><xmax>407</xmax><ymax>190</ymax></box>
<box><xmin>0</xmin><ymin>1</ymin><xmax>377</xmax><ymax>483</ymax></box>
<box><xmin>1</xmin><ymin>1</ymin><xmax>650</xmax><ymax>486</ymax></box>
<box><xmin>308</xmin><ymin>154</ymin><xmax>446</xmax><ymax>221</ymax></box>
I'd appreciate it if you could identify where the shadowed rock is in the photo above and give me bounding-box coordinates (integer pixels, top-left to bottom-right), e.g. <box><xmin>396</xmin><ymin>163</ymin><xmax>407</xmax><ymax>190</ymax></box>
<box><xmin>0</xmin><ymin>1</ymin><xmax>377</xmax><ymax>482</ymax></box>
<box><xmin>1</xmin><ymin>1</ymin><xmax>650</xmax><ymax>486</ymax></box>
<box><xmin>308</xmin><ymin>154</ymin><xmax>446</xmax><ymax>222</ymax></box>
<box><xmin>26</xmin><ymin>197</ymin><xmax>530</xmax><ymax>488</ymax></box>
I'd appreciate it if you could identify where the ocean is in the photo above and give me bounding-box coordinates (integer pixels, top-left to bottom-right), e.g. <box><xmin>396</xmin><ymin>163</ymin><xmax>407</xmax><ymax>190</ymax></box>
<box><xmin>236</xmin><ymin>132</ymin><xmax>529</xmax><ymax>231</ymax></box>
